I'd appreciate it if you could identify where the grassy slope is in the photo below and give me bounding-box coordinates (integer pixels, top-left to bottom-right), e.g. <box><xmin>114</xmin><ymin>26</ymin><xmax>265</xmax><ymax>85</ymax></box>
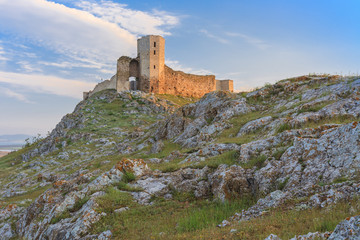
<box><xmin>1</xmin><ymin>76</ymin><xmax>360</xmax><ymax>238</ymax></box>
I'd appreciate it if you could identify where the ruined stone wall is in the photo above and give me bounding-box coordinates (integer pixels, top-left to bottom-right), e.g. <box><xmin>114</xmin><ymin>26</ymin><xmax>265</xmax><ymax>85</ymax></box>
<box><xmin>163</xmin><ymin>65</ymin><xmax>216</xmax><ymax>98</ymax></box>
<box><xmin>116</xmin><ymin>56</ymin><xmax>132</xmax><ymax>91</ymax></box>
<box><xmin>83</xmin><ymin>75</ymin><xmax>117</xmax><ymax>99</ymax></box>
<box><xmin>216</xmin><ymin>80</ymin><xmax>234</xmax><ymax>92</ymax></box>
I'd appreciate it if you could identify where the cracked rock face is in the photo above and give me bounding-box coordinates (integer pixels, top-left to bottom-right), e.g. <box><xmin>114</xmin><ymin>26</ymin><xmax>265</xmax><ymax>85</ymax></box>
<box><xmin>154</xmin><ymin>91</ymin><xmax>254</xmax><ymax>147</ymax></box>
<box><xmin>15</xmin><ymin>158</ymin><xmax>148</xmax><ymax>239</ymax></box>
<box><xmin>265</xmin><ymin>214</ymin><xmax>360</xmax><ymax>240</ymax></box>
<box><xmin>0</xmin><ymin>223</ymin><xmax>14</xmax><ymax>240</ymax></box>
<box><xmin>328</xmin><ymin>215</ymin><xmax>360</xmax><ymax>240</ymax></box>
<box><xmin>2</xmin><ymin>76</ymin><xmax>360</xmax><ymax>239</ymax></box>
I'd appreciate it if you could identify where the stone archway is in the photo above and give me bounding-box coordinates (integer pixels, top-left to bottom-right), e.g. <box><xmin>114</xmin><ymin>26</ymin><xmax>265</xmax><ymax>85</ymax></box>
<box><xmin>129</xmin><ymin>59</ymin><xmax>139</xmax><ymax>90</ymax></box>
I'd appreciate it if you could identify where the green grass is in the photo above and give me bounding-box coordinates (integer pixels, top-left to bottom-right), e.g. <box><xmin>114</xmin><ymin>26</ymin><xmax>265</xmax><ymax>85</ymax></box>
<box><xmin>69</xmin><ymin>196</ymin><xmax>90</xmax><ymax>213</ymax></box>
<box><xmin>332</xmin><ymin>176</ymin><xmax>349</xmax><ymax>184</ymax></box>
<box><xmin>137</xmin><ymin>141</ymin><xmax>182</xmax><ymax>160</ymax></box>
<box><xmin>117</xmin><ymin>182</ymin><xmax>143</xmax><ymax>192</ymax></box>
<box><xmin>231</xmin><ymin>199</ymin><xmax>360</xmax><ymax>240</ymax></box>
<box><xmin>50</xmin><ymin>210</ymin><xmax>71</xmax><ymax>224</ymax></box>
<box><xmin>0</xmin><ymin>143</ymin><xmax>38</xmax><ymax>179</ymax></box>
<box><xmin>216</xmin><ymin>111</ymin><xmax>265</xmax><ymax>142</ymax></box>
<box><xmin>278</xmin><ymin>177</ymin><xmax>289</xmax><ymax>190</ymax></box>
<box><xmin>216</xmin><ymin>130</ymin><xmax>264</xmax><ymax>145</ymax></box>
<box><xmin>1</xmin><ymin>185</ymin><xmax>51</xmax><ymax>206</ymax></box>
<box><xmin>148</xmin><ymin>158</ymin><xmax>185</xmax><ymax>172</ymax></box>
<box><xmin>272</xmin><ymin>148</ymin><xmax>288</xmax><ymax>160</ymax></box>
<box><xmin>149</xmin><ymin>149</ymin><xmax>240</xmax><ymax>173</ymax></box>
<box><xmin>91</xmin><ymin>186</ymin><xmax>254</xmax><ymax>239</ymax></box>
<box><xmin>298</xmin><ymin>115</ymin><xmax>359</xmax><ymax>130</ymax></box>
<box><xmin>95</xmin><ymin>187</ymin><xmax>137</xmax><ymax>214</ymax></box>
<box><xmin>122</xmin><ymin>171</ymin><xmax>136</xmax><ymax>183</ymax></box>
<box><xmin>297</xmin><ymin>101</ymin><xmax>335</xmax><ymax>114</ymax></box>
<box><xmin>275</xmin><ymin>123</ymin><xmax>291</xmax><ymax>134</ymax></box>
<box><xmin>192</xmin><ymin>150</ymin><xmax>239</xmax><ymax>169</ymax></box>
<box><xmin>241</xmin><ymin>154</ymin><xmax>267</xmax><ymax>169</ymax></box>
<box><xmin>170</xmin><ymin>188</ymin><xmax>196</xmax><ymax>202</ymax></box>
<box><xmin>274</xmin><ymin>115</ymin><xmax>360</xmax><ymax>135</ymax></box>
<box><xmin>171</xmin><ymin>197</ymin><xmax>360</xmax><ymax>240</ymax></box>
<box><xmin>177</xmin><ymin>198</ymin><xmax>254</xmax><ymax>232</ymax></box>
<box><xmin>69</xmin><ymin>91</ymin><xmax>161</xmax><ymax>137</ymax></box>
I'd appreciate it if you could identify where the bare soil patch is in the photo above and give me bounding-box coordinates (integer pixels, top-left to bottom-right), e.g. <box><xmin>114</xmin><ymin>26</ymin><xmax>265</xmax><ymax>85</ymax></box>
<box><xmin>0</xmin><ymin>151</ymin><xmax>9</xmax><ymax>158</ymax></box>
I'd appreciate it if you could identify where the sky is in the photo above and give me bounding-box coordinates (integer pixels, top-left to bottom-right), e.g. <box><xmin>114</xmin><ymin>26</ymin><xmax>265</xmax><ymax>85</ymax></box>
<box><xmin>0</xmin><ymin>0</ymin><xmax>360</xmax><ymax>136</ymax></box>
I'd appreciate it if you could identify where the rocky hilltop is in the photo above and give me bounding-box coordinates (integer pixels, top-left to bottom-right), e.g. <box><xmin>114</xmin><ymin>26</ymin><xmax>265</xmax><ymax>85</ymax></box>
<box><xmin>1</xmin><ymin>75</ymin><xmax>360</xmax><ymax>239</ymax></box>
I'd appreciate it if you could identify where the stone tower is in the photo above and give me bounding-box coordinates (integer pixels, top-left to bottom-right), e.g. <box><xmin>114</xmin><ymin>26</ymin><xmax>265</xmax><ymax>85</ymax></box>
<box><xmin>137</xmin><ymin>35</ymin><xmax>165</xmax><ymax>93</ymax></box>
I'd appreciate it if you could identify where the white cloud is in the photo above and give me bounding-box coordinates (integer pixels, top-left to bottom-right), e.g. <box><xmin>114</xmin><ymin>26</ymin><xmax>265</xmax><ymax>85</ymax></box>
<box><xmin>0</xmin><ymin>45</ymin><xmax>9</xmax><ymax>61</ymax></box>
<box><xmin>75</xmin><ymin>1</ymin><xmax>179</xmax><ymax>36</ymax></box>
<box><xmin>166</xmin><ymin>59</ymin><xmax>214</xmax><ymax>76</ymax></box>
<box><xmin>0</xmin><ymin>71</ymin><xmax>96</xmax><ymax>99</ymax></box>
<box><xmin>0</xmin><ymin>0</ymin><xmax>137</xmax><ymax>72</ymax></box>
<box><xmin>0</xmin><ymin>0</ymin><xmax>180</xmax><ymax>81</ymax></box>
<box><xmin>17</xmin><ymin>61</ymin><xmax>43</xmax><ymax>73</ymax></box>
<box><xmin>200</xmin><ymin>29</ymin><xmax>229</xmax><ymax>44</ymax></box>
<box><xmin>0</xmin><ymin>87</ymin><xmax>33</xmax><ymax>103</ymax></box>
<box><xmin>225</xmin><ymin>32</ymin><xmax>270</xmax><ymax>50</ymax></box>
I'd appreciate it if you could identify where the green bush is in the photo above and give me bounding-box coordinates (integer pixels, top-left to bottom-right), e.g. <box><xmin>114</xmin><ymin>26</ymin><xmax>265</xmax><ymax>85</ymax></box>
<box><xmin>96</xmin><ymin>187</ymin><xmax>135</xmax><ymax>214</ymax></box>
<box><xmin>192</xmin><ymin>150</ymin><xmax>239</xmax><ymax>169</ymax></box>
<box><xmin>278</xmin><ymin>177</ymin><xmax>289</xmax><ymax>190</ymax></box>
<box><xmin>273</xmin><ymin>148</ymin><xmax>287</xmax><ymax>160</ymax></box>
<box><xmin>50</xmin><ymin>210</ymin><xmax>71</xmax><ymax>224</ymax></box>
<box><xmin>332</xmin><ymin>176</ymin><xmax>348</xmax><ymax>184</ymax></box>
<box><xmin>122</xmin><ymin>171</ymin><xmax>136</xmax><ymax>183</ymax></box>
<box><xmin>117</xmin><ymin>181</ymin><xmax>143</xmax><ymax>192</ymax></box>
<box><xmin>242</xmin><ymin>154</ymin><xmax>267</xmax><ymax>169</ymax></box>
<box><xmin>275</xmin><ymin>123</ymin><xmax>291</xmax><ymax>134</ymax></box>
<box><xmin>69</xmin><ymin>196</ymin><xmax>90</xmax><ymax>213</ymax></box>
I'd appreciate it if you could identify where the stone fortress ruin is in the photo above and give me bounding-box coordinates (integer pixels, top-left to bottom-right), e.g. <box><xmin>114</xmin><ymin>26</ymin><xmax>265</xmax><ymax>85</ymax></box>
<box><xmin>84</xmin><ymin>35</ymin><xmax>233</xmax><ymax>99</ymax></box>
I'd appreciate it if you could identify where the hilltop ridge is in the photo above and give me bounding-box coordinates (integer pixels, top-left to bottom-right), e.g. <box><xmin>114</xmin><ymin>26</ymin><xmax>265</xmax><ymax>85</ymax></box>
<box><xmin>1</xmin><ymin>75</ymin><xmax>360</xmax><ymax>239</ymax></box>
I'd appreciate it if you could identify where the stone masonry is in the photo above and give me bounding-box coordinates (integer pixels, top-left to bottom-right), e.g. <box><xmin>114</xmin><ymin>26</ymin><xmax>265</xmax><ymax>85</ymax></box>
<box><xmin>84</xmin><ymin>35</ymin><xmax>233</xmax><ymax>99</ymax></box>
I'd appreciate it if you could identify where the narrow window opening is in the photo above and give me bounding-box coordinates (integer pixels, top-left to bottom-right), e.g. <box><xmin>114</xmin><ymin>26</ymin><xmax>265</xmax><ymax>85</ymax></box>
<box><xmin>154</xmin><ymin>65</ymin><xmax>156</xmax><ymax>69</ymax></box>
<box><xmin>154</xmin><ymin>50</ymin><xmax>156</xmax><ymax>55</ymax></box>
<box><xmin>154</xmin><ymin>42</ymin><xmax>156</xmax><ymax>47</ymax></box>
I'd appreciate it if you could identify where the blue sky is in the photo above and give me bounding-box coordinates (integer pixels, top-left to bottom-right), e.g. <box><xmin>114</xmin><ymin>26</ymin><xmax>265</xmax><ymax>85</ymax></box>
<box><xmin>0</xmin><ymin>0</ymin><xmax>359</xmax><ymax>135</ymax></box>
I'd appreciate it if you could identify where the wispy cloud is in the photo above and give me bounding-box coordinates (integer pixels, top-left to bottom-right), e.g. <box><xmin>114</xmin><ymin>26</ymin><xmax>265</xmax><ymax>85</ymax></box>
<box><xmin>0</xmin><ymin>0</ymin><xmax>136</xmax><ymax>75</ymax></box>
<box><xmin>75</xmin><ymin>1</ymin><xmax>180</xmax><ymax>36</ymax></box>
<box><xmin>0</xmin><ymin>86</ymin><xmax>33</xmax><ymax>103</ymax></box>
<box><xmin>0</xmin><ymin>0</ymin><xmax>179</xmax><ymax>80</ymax></box>
<box><xmin>17</xmin><ymin>61</ymin><xmax>43</xmax><ymax>73</ymax></box>
<box><xmin>225</xmin><ymin>32</ymin><xmax>270</xmax><ymax>50</ymax></box>
<box><xmin>166</xmin><ymin>59</ymin><xmax>214</xmax><ymax>75</ymax></box>
<box><xmin>200</xmin><ymin>29</ymin><xmax>229</xmax><ymax>44</ymax></box>
<box><xmin>0</xmin><ymin>45</ymin><xmax>9</xmax><ymax>61</ymax></box>
<box><xmin>0</xmin><ymin>71</ymin><xmax>95</xmax><ymax>99</ymax></box>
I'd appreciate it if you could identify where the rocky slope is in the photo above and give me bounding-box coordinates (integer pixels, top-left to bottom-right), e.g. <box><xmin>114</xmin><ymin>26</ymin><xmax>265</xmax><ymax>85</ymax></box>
<box><xmin>1</xmin><ymin>75</ymin><xmax>360</xmax><ymax>239</ymax></box>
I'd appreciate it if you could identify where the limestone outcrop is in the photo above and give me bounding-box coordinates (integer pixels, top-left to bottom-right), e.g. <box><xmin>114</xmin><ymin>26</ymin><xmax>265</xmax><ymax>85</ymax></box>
<box><xmin>1</xmin><ymin>75</ymin><xmax>360</xmax><ymax>239</ymax></box>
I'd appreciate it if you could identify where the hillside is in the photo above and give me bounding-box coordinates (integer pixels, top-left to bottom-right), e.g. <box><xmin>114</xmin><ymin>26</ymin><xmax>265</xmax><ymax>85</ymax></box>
<box><xmin>1</xmin><ymin>75</ymin><xmax>360</xmax><ymax>239</ymax></box>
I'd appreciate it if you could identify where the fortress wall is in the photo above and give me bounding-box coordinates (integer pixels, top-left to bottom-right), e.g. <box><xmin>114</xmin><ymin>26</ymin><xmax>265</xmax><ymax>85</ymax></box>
<box><xmin>83</xmin><ymin>75</ymin><xmax>117</xmax><ymax>100</ymax></box>
<box><xmin>92</xmin><ymin>77</ymin><xmax>116</xmax><ymax>93</ymax></box>
<box><xmin>216</xmin><ymin>79</ymin><xmax>234</xmax><ymax>92</ymax></box>
<box><xmin>116</xmin><ymin>56</ymin><xmax>132</xmax><ymax>91</ymax></box>
<box><xmin>163</xmin><ymin>65</ymin><xmax>216</xmax><ymax>98</ymax></box>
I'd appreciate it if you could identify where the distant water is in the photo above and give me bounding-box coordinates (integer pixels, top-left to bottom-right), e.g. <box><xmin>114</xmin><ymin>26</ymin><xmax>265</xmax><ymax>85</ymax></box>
<box><xmin>0</xmin><ymin>145</ymin><xmax>22</xmax><ymax>152</ymax></box>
